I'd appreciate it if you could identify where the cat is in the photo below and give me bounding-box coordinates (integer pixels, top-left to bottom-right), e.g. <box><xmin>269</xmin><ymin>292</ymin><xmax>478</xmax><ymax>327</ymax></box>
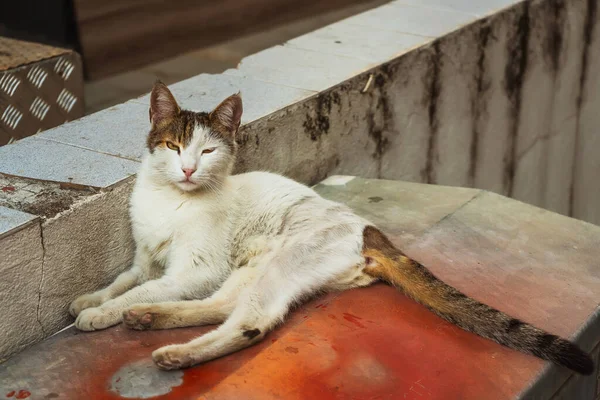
<box><xmin>69</xmin><ymin>81</ymin><xmax>594</xmax><ymax>375</ymax></box>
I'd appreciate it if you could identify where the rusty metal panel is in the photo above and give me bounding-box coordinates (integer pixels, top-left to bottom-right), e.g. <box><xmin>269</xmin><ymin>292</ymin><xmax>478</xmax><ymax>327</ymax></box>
<box><xmin>0</xmin><ymin>37</ymin><xmax>84</xmax><ymax>145</ymax></box>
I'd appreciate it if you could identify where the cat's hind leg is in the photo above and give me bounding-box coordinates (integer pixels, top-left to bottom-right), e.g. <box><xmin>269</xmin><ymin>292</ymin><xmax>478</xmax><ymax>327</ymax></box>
<box><xmin>123</xmin><ymin>267</ymin><xmax>257</xmax><ymax>330</ymax></box>
<box><xmin>151</xmin><ymin>231</ymin><xmax>364</xmax><ymax>370</ymax></box>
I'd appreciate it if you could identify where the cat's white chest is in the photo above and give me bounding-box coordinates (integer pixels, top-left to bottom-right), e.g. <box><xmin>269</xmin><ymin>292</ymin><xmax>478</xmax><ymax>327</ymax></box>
<box><xmin>130</xmin><ymin>179</ymin><xmax>232</xmax><ymax>267</ymax></box>
<box><xmin>130</xmin><ymin>187</ymin><xmax>180</xmax><ymax>264</ymax></box>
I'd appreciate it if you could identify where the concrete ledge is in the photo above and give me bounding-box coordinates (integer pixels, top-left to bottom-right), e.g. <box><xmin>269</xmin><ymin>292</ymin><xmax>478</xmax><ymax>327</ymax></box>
<box><xmin>0</xmin><ymin>0</ymin><xmax>599</xmax><ymax>360</ymax></box>
<box><xmin>0</xmin><ymin>207</ymin><xmax>43</xmax><ymax>361</ymax></box>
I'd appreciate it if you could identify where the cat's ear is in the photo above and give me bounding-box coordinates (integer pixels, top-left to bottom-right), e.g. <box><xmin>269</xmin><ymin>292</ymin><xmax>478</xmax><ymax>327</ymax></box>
<box><xmin>210</xmin><ymin>93</ymin><xmax>243</xmax><ymax>136</ymax></box>
<box><xmin>149</xmin><ymin>81</ymin><xmax>180</xmax><ymax>126</ymax></box>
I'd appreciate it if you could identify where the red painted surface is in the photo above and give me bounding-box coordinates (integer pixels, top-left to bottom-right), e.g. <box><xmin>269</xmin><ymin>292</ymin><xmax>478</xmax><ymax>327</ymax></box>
<box><xmin>1</xmin><ymin>186</ymin><xmax>15</xmax><ymax>193</ymax></box>
<box><xmin>2</xmin><ymin>186</ymin><xmax>598</xmax><ymax>399</ymax></box>
<box><xmin>0</xmin><ymin>287</ymin><xmax>546</xmax><ymax>400</ymax></box>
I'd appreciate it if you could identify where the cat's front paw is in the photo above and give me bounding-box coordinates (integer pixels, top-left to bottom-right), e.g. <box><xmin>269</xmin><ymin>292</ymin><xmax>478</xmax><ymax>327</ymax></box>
<box><xmin>75</xmin><ymin>307</ymin><xmax>120</xmax><ymax>331</ymax></box>
<box><xmin>69</xmin><ymin>293</ymin><xmax>105</xmax><ymax>317</ymax></box>
<box><xmin>123</xmin><ymin>306</ymin><xmax>155</xmax><ymax>331</ymax></box>
<box><xmin>152</xmin><ymin>345</ymin><xmax>194</xmax><ymax>370</ymax></box>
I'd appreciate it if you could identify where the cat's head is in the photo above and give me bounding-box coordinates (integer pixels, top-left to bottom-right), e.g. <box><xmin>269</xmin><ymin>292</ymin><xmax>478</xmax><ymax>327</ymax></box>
<box><xmin>145</xmin><ymin>81</ymin><xmax>242</xmax><ymax>192</ymax></box>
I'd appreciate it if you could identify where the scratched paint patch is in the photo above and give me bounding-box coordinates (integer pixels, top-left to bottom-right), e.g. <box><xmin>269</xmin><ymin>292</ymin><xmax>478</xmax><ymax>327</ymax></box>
<box><xmin>109</xmin><ymin>359</ymin><xmax>183</xmax><ymax>399</ymax></box>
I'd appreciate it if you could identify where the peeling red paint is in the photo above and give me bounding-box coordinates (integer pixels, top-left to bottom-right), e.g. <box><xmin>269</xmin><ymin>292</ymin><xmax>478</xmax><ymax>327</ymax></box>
<box><xmin>14</xmin><ymin>391</ymin><xmax>29</xmax><ymax>399</ymax></box>
<box><xmin>5</xmin><ymin>391</ymin><xmax>15</xmax><ymax>398</ymax></box>
<box><xmin>0</xmin><ymin>276</ymin><xmax>592</xmax><ymax>399</ymax></box>
<box><xmin>343</xmin><ymin>312</ymin><xmax>366</xmax><ymax>328</ymax></box>
<box><xmin>1</xmin><ymin>186</ymin><xmax>15</xmax><ymax>193</ymax></box>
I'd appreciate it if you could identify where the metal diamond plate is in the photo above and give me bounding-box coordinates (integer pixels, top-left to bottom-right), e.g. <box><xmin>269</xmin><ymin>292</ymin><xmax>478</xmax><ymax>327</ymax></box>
<box><xmin>0</xmin><ymin>43</ymin><xmax>84</xmax><ymax>146</ymax></box>
<box><xmin>29</xmin><ymin>97</ymin><xmax>50</xmax><ymax>121</ymax></box>
<box><xmin>1</xmin><ymin>105</ymin><xmax>23</xmax><ymax>130</ymax></box>
<box><xmin>54</xmin><ymin>57</ymin><xmax>75</xmax><ymax>81</ymax></box>
<box><xmin>56</xmin><ymin>88</ymin><xmax>77</xmax><ymax>112</ymax></box>
<box><xmin>0</xmin><ymin>73</ymin><xmax>20</xmax><ymax>96</ymax></box>
<box><xmin>27</xmin><ymin>66</ymin><xmax>48</xmax><ymax>88</ymax></box>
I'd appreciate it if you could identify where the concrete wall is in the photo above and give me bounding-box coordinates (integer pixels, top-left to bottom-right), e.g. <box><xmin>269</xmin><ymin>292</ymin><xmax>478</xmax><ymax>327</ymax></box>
<box><xmin>0</xmin><ymin>0</ymin><xmax>598</xmax><ymax>359</ymax></box>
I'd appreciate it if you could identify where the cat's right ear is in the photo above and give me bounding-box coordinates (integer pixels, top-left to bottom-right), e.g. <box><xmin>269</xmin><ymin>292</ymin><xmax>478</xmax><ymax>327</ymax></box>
<box><xmin>149</xmin><ymin>81</ymin><xmax>180</xmax><ymax>126</ymax></box>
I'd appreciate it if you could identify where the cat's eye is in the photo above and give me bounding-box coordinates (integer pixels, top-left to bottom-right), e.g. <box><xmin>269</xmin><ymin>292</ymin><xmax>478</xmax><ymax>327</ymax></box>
<box><xmin>202</xmin><ymin>148</ymin><xmax>216</xmax><ymax>154</ymax></box>
<box><xmin>166</xmin><ymin>142</ymin><xmax>180</xmax><ymax>152</ymax></box>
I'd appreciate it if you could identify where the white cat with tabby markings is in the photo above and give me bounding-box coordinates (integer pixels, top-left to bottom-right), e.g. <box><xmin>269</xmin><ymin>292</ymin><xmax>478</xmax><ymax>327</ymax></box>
<box><xmin>70</xmin><ymin>82</ymin><xmax>593</xmax><ymax>375</ymax></box>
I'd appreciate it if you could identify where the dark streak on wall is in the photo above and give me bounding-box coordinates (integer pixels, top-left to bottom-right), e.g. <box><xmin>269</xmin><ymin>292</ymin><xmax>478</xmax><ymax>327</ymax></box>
<box><xmin>503</xmin><ymin>1</ymin><xmax>530</xmax><ymax>197</ymax></box>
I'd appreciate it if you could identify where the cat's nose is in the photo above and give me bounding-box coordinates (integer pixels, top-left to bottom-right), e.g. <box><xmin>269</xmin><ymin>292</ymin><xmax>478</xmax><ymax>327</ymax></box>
<box><xmin>182</xmin><ymin>168</ymin><xmax>196</xmax><ymax>178</ymax></box>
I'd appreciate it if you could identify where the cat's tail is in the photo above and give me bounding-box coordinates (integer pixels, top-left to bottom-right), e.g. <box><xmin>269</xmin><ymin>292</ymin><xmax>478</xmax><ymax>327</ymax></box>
<box><xmin>361</xmin><ymin>225</ymin><xmax>594</xmax><ymax>375</ymax></box>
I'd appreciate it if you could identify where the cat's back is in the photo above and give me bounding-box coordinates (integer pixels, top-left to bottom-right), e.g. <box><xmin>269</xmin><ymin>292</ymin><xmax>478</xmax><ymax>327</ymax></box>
<box><xmin>230</xmin><ymin>171</ymin><xmax>315</xmax><ymax>201</ymax></box>
<box><xmin>229</xmin><ymin>171</ymin><xmax>362</xmax><ymax>239</ymax></box>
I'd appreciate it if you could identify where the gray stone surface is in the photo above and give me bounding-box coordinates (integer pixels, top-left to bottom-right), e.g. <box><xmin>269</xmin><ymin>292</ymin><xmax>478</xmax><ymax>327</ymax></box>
<box><xmin>0</xmin><ymin>137</ymin><xmax>139</xmax><ymax>189</ymax></box>
<box><xmin>0</xmin><ymin>219</ymin><xmax>44</xmax><ymax>361</ymax></box>
<box><xmin>543</xmin><ymin>0</ymin><xmax>587</xmax><ymax>216</ymax></box>
<box><xmin>109</xmin><ymin>359</ymin><xmax>184</xmax><ymax>399</ymax></box>
<box><xmin>511</xmin><ymin>0</ymin><xmax>563</xmax><ymax>210</ymax></box>
<box><xmin>38</xmin><ymin>178</ymin><xmax>136</xmax><ymax>334</ymax></box>
<box><xmin>286</xmin><ymin>21</ymin><xmax>431</xmax><ymax>64</ymax></box>
<box><xmin>346</xmin><ymin>3</ymin><xmax>477</xmax><ymax>37</ymax></box>
<box><xmin>133</xmin><ymin>73</ymin><xmax>316</xmax><ymax>123</ymax></box>
<box><xmin>38</xmin><ymin>100</ymin><xmax>150</xmax><ymax>162</ymax></box>
<box><xmin>0</xmin><ymin>206</ymin><xmax>37</xmax><ymax>238</ymax></box>
<box><xmin>224</xmin><ymin>45</ymin><xmax>375</xmax><ymax>91</ymax></box>
<box><xmin>470</xmin><ymin>8</ymin><xmax>520</xmax><ymax>195</ymax></box>
<box><xmin>391</xmin><ymin>0</ymin><xmax>520</xmax><ymax>17</ymax></box>
<box><xmin>315</xmin><ymin>176</ymin><xmax>479</xmax><ymax>244</ymax></box>
<box><xmin>426</xmin><ymin>24</ymin><xmax>480</xmax><ymax>187</ymax></box>
<box><xmin>573</xmin><ymin>0</ymin><xmax>600</xmax><ymax>225</ymax></box>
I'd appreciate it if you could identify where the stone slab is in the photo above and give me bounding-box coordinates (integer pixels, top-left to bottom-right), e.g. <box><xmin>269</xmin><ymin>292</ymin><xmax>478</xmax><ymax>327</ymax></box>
<box><xmin>0</xmin><ymin>217</ymin><xmax>44</xmax><ymax>361</ymax></box>
<box><xmin>0</xmin><ymin>137</ymin><xmax>139</xmax><ymax>189</ymax></box>
<box><xmin>133</xmin><ymin>73</ymin><xmax>316</xmax><ymax>125</ymax></box>
<box><xmin>391</xmin><ymin>0</ymin><xmax>520</xmax><ymax>17</ymax></box>
<box><xmin>37</xmin><ymin>100</ymin><xmax>150</xmax><ymax>162</ymax></box>
<box><xmin>346</xmin><ymin>3</ymin><xmax>478</xmax><ymax>37</ymax></box>
<box><xmin>286</xmin><ymin>21</ymin><xmax>431</xmax><ymax>64</ymax></box>
<box><xmin>1</xmin><ymin>178</ymin><xmax>598</xmax><ymax>398</ymax></box>
<box><xmin>38</xmin><ymin>178</ymin><xmax>136</xmax><ymax>335</ymax></box>
<box><xmin>224</xmin><ymin>45</ymin><xmax>375</xmax><ymax>91</ymax></box>
<box><xmin>573</xmin><ymin>0</ymin><xmax>600</xmax><ymax>226</ymax></box>
<box><xmin>315</xmin><ymin>176</ymin><xmax>479</xmax><ymax>244</ymax></box>
<box><xmin>0</xmin><ymin>206</ymin><xmax>37</xmax><ymax>238</ymax></box>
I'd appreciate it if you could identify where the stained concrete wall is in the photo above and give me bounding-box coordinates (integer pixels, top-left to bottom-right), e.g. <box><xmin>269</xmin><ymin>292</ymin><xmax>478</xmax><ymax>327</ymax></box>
<box><xmin>0</xmin><ymin>0</ymin><xmax>598</xmax><ymax>360</ymax></box>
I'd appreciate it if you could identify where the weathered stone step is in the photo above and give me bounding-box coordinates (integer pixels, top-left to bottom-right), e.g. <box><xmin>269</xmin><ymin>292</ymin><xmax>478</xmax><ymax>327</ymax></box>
<box><xmin>0</xmin><ymin>177</ymin><xmax>598</xmax><ymax>399</ymax></box>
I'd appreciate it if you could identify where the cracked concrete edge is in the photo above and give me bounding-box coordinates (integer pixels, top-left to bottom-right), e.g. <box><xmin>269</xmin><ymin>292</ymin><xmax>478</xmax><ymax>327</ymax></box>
<box><xmin>35</xmin><ymin>218</ymin><xmax>47</xmax><ymax>338</ymax></box>
<box><xmin>0</xmin><ymin>177</ymin><xmax>137</xmax><ymax>360</ymax></box>
<box><xmin>0</xmin><ymin>217</ymin><xmax>45</xmax><ymax>361</ymax></box>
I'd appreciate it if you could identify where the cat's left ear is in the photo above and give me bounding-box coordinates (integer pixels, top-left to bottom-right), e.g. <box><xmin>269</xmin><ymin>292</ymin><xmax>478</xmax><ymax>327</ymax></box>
<box><xmin>150</xmin><ymin>81</ymin><xmax>180</xmax><ymax>126</ymax></box>
<box><xmin>210</xmin><ymin>93</ymin><xmax>243</xmax><ymax>136</ymax></box>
